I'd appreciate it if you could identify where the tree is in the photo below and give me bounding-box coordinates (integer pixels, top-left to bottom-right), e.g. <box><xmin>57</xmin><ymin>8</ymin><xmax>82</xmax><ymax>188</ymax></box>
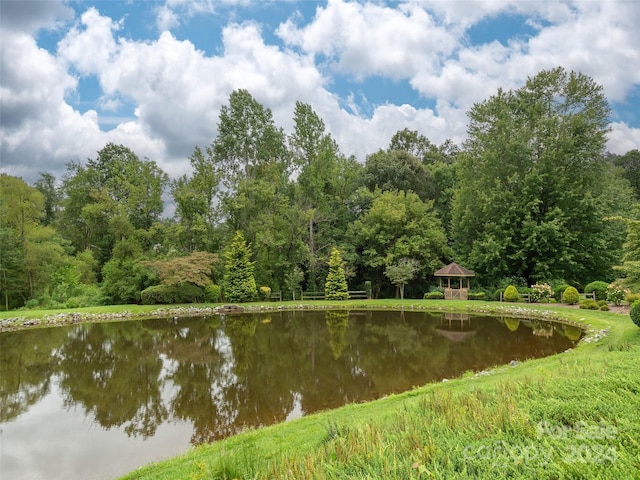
<box><xmin>325</xmin><ymin>247</ymin><xmax>348</xmax><ymax>300</ymax></box>
<box><xmin>350</xmin><ymin>189</ymin><xmax>450</xmax><ymax>296</ymax></box>
<box><xmin>290</xmin><ymin>102</ymin><xmax>362</xmax><ymax>290</ymax></box>
<box><xmin>452</xmin><ymin>67</ymin><xmax>630</xmax><ymax>286</ymax></box>
<box><xmin>171</xmin><ymin>146</ymin><xmax>221</xmax><ymax>252</ymax></box>
<box><xmin>361</xmin><ymin>149</ymin><xmax>434</xmax><ymax>201</ymax></box>
<box><xmin>144</xmin><ymin>252</ymin><xmax>218</xmax><ymax>287</ymax></box>
<box><xmin>613</xmin><ymin>149</ymin><xmax>640</xmax><ymax>199</ymax></box>
<box><xmin>0</xmin><ymin>174</ymin><xmax>67</xmax><ymax>304</ymax></box>
<box><xmin>222</xmin><ymin>231</ymin><xmax>257</xmax><ymax>303</ymax></box>
<box><xmin>384</xmin><ymin>258</ymin><xmax>420</xmax><ymax>300</ymax></box>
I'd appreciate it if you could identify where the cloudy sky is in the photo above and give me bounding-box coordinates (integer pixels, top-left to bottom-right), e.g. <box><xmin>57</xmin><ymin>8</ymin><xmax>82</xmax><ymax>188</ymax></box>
<box><xmin>1</xmin><ymin>0</ymin><xmax>639</xmax><ymax>185</ymax></box>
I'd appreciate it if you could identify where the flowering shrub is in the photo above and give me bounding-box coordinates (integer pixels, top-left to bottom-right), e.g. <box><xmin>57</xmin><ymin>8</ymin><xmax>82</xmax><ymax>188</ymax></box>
<box><xmin>259</xmin><ymin>286</ymin><xmax>272</xmax><ymax>300</ymax></box>
<box><xmin>606</xmin><ymin>284</ymin><xmax>630</xmax><ymax>306</ymax></box>
<box><xmin>530</xmin><ymin>283</ymin><xmax>553</xmax><ymax>303</ymax></box>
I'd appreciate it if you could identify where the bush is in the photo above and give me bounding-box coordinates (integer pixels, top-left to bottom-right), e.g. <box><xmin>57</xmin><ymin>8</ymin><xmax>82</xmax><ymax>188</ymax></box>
<box><xmin>204</xmin><ymin>284</ymin><xmax>221</xmax><ymax>303</ymax></box>
<box><xmin>630</xmin><ymin>300</ymin><xmax>640</xmax><ymax>327</ymax></box>
<box><xmin>424</xmin><ymin>291</ymin><xmax>444</xmax><ymax>300</ymax></box>
<box><xmin>600</xmin><ymin>305</ymin><xmax>610</xmax><ymax>311</ymax></box>
<box><xmin>563</xmin><ymin>286</ymin><xmax>580</xmax><ymax>305</ymax></box>
<box><xmin>626</xmin><ymin>292</ymin><xmax>640</xmax><ymax>304</ymax></box>
<box><xmin>584</xmin><ymin>281</ymin><xmax>609</xmax><ymax>302</ymax></box>
<box><xmin>530</xmin><ymin>283</ymin><xmax>553</xmax><ymax>303</ymax></box>
<box><xmin>553</xmin><ymin>283</ymin><xmax>571</xmax><ymax>301</ymax></box>
<box><xmin>259</xmin><ymin>286</ymin><xmax>271</xmax><ymax>300</ymax></box>
<box><xmin>468</xmin><ymin>292</ymin><xmax>486</xmax><ymax>300</ymax></box>
<box><xmin>503</xmin><ymin>285</ymin><xmax>519</xmax><ymax>302</ymax></box>
<box><xmin>579</xmin><ymin>299</ymin><xmax>600</xmax><ymax>310</ymax></box>
<box><xmin>141</xmin><ymin>284</ymin><xmax>204</xmax><ymax>304</ymax></box>
<box><xmin>606</xmin><ymin>283</ymin><xmax>630</xmax><ymax>306</ymax></box>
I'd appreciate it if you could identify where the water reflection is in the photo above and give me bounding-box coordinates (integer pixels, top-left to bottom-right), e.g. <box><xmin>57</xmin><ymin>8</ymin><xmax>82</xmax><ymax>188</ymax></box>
<box><xmin>0</xmin><ymin>310</ymin><xmax>579</xmax><ymax>480</ymax></box>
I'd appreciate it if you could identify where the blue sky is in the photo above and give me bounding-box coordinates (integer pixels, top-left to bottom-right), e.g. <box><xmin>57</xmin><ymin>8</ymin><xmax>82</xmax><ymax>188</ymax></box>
<box><xmin>1</xmin><ymin>0</ymin><xmax>639</xmax><ymax>183</ymax></box>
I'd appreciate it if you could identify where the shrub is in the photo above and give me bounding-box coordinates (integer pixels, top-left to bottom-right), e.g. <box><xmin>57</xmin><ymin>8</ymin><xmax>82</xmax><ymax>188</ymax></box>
<box><xmin>259</xmin><ymin>286</ymin><xmax>272</xmax><ymax>300</ymax></box>
<box><xmin>468</xmin><ymin>292</ymin><xmax>486</xmax><ymax>300</ymax></box>
<box><xmin>530</xmin><ymin>283</ymin><xmax>553</xmax><ymax>303</ymax></box>
<box><xmin>141</xmin><ymin>284</ymin><xmax>204</xmax><ymax>304</ymax></box>
<box><xmin>600</xmin><ymin>305</ymin><xmax>610</xmax><ymax>311</ymax></box>
<box><xmin>630</xmin><ymin>300</ymin><xmax>640</xmax><ymax>327</ymax></box>
<box><xmin>606</xmin><ymin>283</ymin><xmax>630</xmax><ymax>306</ymax></box>
<box><xmin>552</xmin><ymin>283</ymin><xmax>571</xmax><ymax>301</ymax></box>
<box><xmin>424</xmin><ymin>291</ymin><xmax>444</xmax><ymax>300</ymax></box>
<box><xmin>579</xmin><ymin>300</ymin><xmax>600</xmax><ymax>310</ymax></box>
<box><xmin>626</xmin><ymin>292</ymin><xmax>640</xmax><ymax>304</ymax></box>
<box><xmin>584</xmin><ymin>281</ymin><xmax>609</xmax><ymax>302</ymax></box>
<box><xmin>204</xmin><ymin>284</ymin><xmax>221</xmax><ymax>303</ymax></box>
<box><xmin>563</xmin><ymin>286</ymin><xmax>580</xmax><ymax>305</ymax></box>
<box><xmin>503</xmin><ymin>285</ymin><xmax>519</xmax><ymax>302</ymax></box>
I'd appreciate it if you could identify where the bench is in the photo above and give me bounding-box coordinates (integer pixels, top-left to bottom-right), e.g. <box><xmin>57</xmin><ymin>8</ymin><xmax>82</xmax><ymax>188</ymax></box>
<box><xmin>348</xmin><ymin>290</ymin><xmax>369</xmax><ymax>299</ymax></box>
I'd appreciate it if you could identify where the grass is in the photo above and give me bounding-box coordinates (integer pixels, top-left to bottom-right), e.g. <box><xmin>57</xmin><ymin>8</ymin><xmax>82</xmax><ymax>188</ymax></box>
<box><xmin>2</xmin><ymin>300</ymin><xmax>639</xmax><ymax>478</ymax></box>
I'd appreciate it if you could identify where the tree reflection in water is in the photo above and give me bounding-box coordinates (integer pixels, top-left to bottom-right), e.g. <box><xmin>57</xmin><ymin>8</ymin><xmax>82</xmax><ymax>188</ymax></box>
<box><xmin>1</xmin><ymin>310</ymin><xmax>580</xmax><ymax>452</ymax></box>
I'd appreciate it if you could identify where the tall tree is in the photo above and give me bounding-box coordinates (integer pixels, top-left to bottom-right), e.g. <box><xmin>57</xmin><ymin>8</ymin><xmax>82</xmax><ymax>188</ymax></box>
<box><xmin>350</xmin><ymin>189</ymin><xmax>450</xmax><ymax>296</ymax></box>
<box><xmin>452</xmin><ymin>67</ymin><xmax>630</xmax><ymax>286</ymax></box>
<box><xmin>361</xmin><ymin>149</ymin><xmax>434</xmax><ymax>201</ymax></box>
<box><xmin>0</xmin><ymin>174</ymin><xmax>67</xmax><ymax>304</ymax></box>
<box><xmin>290</xmin><ymin>102</ymin><xmax>362</xmax><ymax>290</ymax></box>
<box><xmin>171</xmin><ymin>146</ymin><xmax>221</xmax><ymax>252</ymax></box>
<box><xmin>212</xmin><ymin>90</ymin><xmax>303</xmax><ymax>288</ymax></box>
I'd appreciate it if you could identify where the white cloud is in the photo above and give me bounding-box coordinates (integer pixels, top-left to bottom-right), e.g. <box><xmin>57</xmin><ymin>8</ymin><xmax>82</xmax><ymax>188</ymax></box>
<box><xmin>2</xmin><ymin>0</ymin><xmax>640</xmax><ymax>187</ymax></box>
<box><xmin>608</xmin><ymin>123</ymin><xmax>640</xmax><ymax>155</ymax></box>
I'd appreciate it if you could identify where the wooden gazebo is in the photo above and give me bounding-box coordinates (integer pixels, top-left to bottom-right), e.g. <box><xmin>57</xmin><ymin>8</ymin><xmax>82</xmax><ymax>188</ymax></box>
<box><xmin>434</xmin><ymin>262</ymin><xmax>475</xmax><ymax>300</ymax></box>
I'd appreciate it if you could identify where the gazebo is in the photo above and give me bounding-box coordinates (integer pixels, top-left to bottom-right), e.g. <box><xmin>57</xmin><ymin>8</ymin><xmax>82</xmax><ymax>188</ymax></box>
<box><xmin>434</xmin><ymin>262</ymin><xmax>475</xmax><ymax>300</ymax></box>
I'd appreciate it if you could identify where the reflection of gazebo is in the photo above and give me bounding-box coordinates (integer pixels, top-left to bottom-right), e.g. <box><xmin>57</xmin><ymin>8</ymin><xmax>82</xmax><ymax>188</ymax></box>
<box><xmin>434</xmin><ymin>262</ymin><xmax>475</xmax><ymax>300</ymax></box>
<box><xmin>436</xmin><ymin>313</ymin><xmax>476</xmax><ymax>342</ymax></box>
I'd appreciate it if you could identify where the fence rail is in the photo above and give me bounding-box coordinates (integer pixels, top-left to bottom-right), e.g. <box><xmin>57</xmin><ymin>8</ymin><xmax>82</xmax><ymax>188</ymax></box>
<box><xmin>300</xmin><ymin>290</ymin><xmax>372</xmax><ymax>300</ymax></box>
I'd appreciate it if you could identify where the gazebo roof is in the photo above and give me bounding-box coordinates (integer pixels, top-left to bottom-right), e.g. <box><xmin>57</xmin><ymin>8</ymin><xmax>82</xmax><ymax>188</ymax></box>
<box><xmin>434</xmin><ymin>262</ymin><xmax>475</xmax><ymax>277</ymax></box>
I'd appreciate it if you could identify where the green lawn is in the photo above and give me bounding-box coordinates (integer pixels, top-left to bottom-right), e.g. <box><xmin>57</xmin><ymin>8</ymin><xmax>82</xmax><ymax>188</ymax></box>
<box><xmin>3</xmin><ymin>300</ymin><xmax>639</xmax><ymax>479</ymax></box>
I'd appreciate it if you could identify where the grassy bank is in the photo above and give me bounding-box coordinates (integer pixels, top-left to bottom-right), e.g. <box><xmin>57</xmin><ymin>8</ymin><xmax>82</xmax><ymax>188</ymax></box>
<box><xmin>2</xmin><ymin>301</ymin><xmax>638</xmax><ymax>478</ymax></box>
<box><xmin>106</xmin><ymin>302</ymin><xmax>638</xmax><ymax>480</ymax></box>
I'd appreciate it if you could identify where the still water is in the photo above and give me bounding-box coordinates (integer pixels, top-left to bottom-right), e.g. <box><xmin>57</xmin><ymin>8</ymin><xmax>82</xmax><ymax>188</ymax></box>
<box><xmin>0</xmin><ymin>309</ymin><xmax>580</xmax><ymax>479</ymax></box>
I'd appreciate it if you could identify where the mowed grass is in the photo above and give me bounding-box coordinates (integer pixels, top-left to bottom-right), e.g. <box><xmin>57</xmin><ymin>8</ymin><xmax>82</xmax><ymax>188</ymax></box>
<box><xmin>104</xmin><ymin>302</ymin><xmax>640</xmax><ymax>480</ymax></box>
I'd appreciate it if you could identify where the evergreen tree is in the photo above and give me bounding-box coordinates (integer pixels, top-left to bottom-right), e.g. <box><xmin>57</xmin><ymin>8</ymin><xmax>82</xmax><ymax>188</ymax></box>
<box><xmin>223</xmin><ymin>231</ymin><xmax>257</xmax><ymax>303</ymax></box>
<box><xmin>325</xmin><ymin>247</ymin><xmax>348</xmax><ymax>300</ymax></box>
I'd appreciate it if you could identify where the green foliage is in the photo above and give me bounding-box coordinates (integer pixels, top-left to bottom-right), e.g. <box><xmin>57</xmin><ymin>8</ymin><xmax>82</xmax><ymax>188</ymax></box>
<box><xmin>259</xmin><ymin>286</ymin><xmax>271</xmax><ymax>300</ymax></box>
<box><xmin>223</xmin><ymin>231</ymin><xmax>257</xmax><ymax>303</ymax></box>
<box><xmin>452</xmin><ymin>68</ymin><xmax>629</xmax><ymax>287</ymax></box>
<box><xmin>424</xmin><ymin>291</ymin><xmax>444</xmax><ymax>299</ymax></box>
<box><xmin>626</xmin><ymin>293</ymin><xmax>640</xmax><ymax>304</ymax></box>
<box><xmin>630</xmin><ymin>300</ymin><xmax>640</xmax><ymax>327</ymax></box>
<box><xmin>204</xmin><ymin>284</ymin><xmax>221</xmax><ymax>303</ymax></box>
<box><xmin>579</xmin><ymin>299</ymin><xmax>600</xmax><ymax>310</ymax></box>
<box><xmin>383</xmin><ymin>258</ymin><xmax>419</xmax><ymax>299</ymax></box>
<box><xmin>562</xmin><ymin>286</ymin><xmax>580</xmax><ymax>305</ymax></box>
<box><xmin>530</xmin><ymin>283</ymin><xmax>553</xmax><ymax>303</ymax></box>
<box><xmin>140</xmin><ymin>284</ymin><xmax>204</xmax><ymax>304</ymax></box>
<box><xmin>325</xmin><ymin>247</ymin><xmax>349</xmax><ymax>300</ymax></box>
<box><xmin>552</xmin><ymin>283</ymin><xmax>571</xmax><ymax>301</ymax></box>
<box><xmin>503</xmin><ymin>285</ymin><xmax>519</xmax><ymax>302</ymax></box>
<box><xmin>468</xmin><ymin>292</ymin><xmax>486</xmax><ymax>300</ymax></box>
<box><xmin>606</xmin><ymin>283</ymin><xmax>629</xmax><ymax>306</ymax></box>
<box><xmin>584</xmin><ymin>281</ymin><xmax>609</xmax><ymax>302</ymax></box>
<box><xmin>350</xmin><ymin>189</ymin><xmax>450</xmax><ymax>294</ymax></box>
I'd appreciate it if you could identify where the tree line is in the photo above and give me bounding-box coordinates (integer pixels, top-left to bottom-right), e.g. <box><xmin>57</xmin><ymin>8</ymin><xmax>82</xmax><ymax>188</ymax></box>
<box><xmin>1</xmin><ymin>67</ymin><xmax>639</xmax><ymax>310</ymax></box>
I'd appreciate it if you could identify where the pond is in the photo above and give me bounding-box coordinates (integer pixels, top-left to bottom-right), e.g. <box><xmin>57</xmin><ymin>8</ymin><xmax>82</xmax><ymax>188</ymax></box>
<box><xmin>0</xmin><ymin>309</ymin><xmax>581</xmax><ymax>480</ymax></box>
